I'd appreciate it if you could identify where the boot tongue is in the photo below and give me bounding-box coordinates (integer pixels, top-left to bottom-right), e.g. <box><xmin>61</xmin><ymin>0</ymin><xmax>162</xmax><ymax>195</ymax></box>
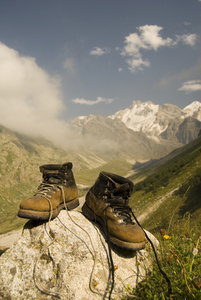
<box><xmin>43</xmin><ymin>172</ymin><xmax>63</xmax><ymax>184</ymax></box>
<box><xmin>113</xmin><ymin>183</ymin><xmax>130</xmax><ymax>195</ymax></box>
<box><xmin>47</xmin><ymin>177</ymin><xmax>61</xmax><ymax>184</ymax></box>
<box><xmin>106</xmin><ymin>183</ymin><xmax>130</xmax><ymax>205</ymax></box>
<box><xmin>109</xmin><ymin>197</ymin><xmax>129</xmax><ymax>206</ymax></box>
<box><xmin>103</xmin><ymin>173</ymin><xmax>131</xmax><ymax>196</ymax></box>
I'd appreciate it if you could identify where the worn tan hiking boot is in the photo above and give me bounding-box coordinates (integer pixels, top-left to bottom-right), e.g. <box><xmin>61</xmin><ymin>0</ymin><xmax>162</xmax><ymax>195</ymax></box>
<box><xmin>82</xmin><ymin>171</ymin><xmax>146</xmax><ymax>251</ymax></box>
<box><xmin>18</xmin><ymin>162</ymin><xmax>79</xmax><ymax>220</ymax></box>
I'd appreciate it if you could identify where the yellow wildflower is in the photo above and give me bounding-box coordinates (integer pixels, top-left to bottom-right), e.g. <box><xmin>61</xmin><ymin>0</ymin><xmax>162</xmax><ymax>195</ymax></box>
<box><xmin>163</xmin><ymin>234</ymin><xmax>171</xmax><ymax>240</ymax></box>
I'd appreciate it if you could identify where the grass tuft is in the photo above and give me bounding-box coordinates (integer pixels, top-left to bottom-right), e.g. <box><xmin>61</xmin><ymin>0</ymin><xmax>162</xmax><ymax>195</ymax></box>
<box><xmin>123</xmin><ymin>214</ymin><xmax>201</xmax><ymax>299</ymax></box>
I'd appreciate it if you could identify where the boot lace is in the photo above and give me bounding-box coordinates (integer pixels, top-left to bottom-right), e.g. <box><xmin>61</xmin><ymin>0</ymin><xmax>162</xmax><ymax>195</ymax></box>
<box><xmin>32</xmin><ymin>181</ymin><xmax>60</xmax><ymax>223</ymax></box>
<box><xmin>107</xmin><ymin>197</ymin><xmax>134</xmax><ymax>225</ymax></box>
<box><xmin>103</xmin><ymin>189</ymin><xmax>172</xmax><ymax>299</ymax></box>
<box><xmin>34</xmin><ymin>182</ymin><xmax>59</xmax><ymax>199</ymax></box>
<box><xmin>103</xmin><ymin>192</ymin><xmax>135</xmax><ymax>299</ymax></box>
<box><xmin>103</xmin><ymin>187</ymin><xmax>134</xmax><ymax>225</ymax></box>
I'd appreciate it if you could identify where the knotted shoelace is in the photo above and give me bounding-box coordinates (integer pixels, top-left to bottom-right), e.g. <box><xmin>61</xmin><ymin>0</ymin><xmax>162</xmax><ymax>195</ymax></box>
<box><xmin>34</xmin><ymin>183</ymin><xmax>59</xmax><ymax>198</ymax></box>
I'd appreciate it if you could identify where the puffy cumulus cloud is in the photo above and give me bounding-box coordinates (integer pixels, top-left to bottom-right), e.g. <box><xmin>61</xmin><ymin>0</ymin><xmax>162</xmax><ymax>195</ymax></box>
<box><xmin>89</xmin><ymin>46</ymin><xmax>110</xmax><ymax>56</ymax></box>
<box><xmin>121</xmin><ymin>25</ymin><xmax>198</xmax><ymax>72</ymax></box>
<box><xmin>178</xmin><ymin>80</ymin><xmax>201</xmax><ymax>92</ymax></box>
<box><xmin>72</xmin><ymin>96</ymin><xmax>114</xmax><ymax>105</ymax></box>
<box><xmin>139</xmin><ymin>25</ymin><xmax>173</xmax><ymax>50</ymax></box>
<box><xmin>0</xmin><ymin>41</ymin><xmax>70</xmax><ymax>146</ymax></box>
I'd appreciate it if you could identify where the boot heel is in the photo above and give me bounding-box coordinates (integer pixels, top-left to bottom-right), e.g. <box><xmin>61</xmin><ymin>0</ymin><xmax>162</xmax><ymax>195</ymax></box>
<box><xmin>82</xmin><ymin>203</ymin><xmax>96</xmax><ymax>221</ymax></box>
<box><xmin>66</xmin><ymin>198</ymin><xmax>79</xmax><ymax>211</ymax></box>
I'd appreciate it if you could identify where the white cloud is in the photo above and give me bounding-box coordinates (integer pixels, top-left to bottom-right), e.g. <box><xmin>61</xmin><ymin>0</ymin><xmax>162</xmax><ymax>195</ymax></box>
<box><xmin>63</xmin><ymin>58</ymin><xmax>77</xmax><ymax>76</ymax></box>
<box><xmin>72</xmin><ymin>96</ymin><xmax>114</xmax><ymax>105</ymax></box>
<box><xmin>121</xmin><ymin>25</ymin><xmax>198</xmax><ymax>72</ymax></box>
<box><xmin>126</xmin><ymin>56</ymin><xmax>150</xmax><ymax>72</ymax></box>
<box><xmin>89</xmin><ymin>47</ymin><xmax>110</xmax><ymax>56</ymax></box>
<box><xmin>0</xmin><ymin>41</ymin><xmax>70</xmax><ymax>146</ymax></box>
<box><xmin>178</xmin><ymin>80</ymin><xmax>201</xmax><ymax>92</ymax></box>
<box><xmin>139</xmin><ymin>25</ymin><xmax>173</xmax><ymax>50</ymax></box>
<box><xmin>0</xmin><ymin>42</ymin><xmax>118</xmax><ymax>152</ymax></box>
<box><xmin>176</xmin><ymin>34</ymin><xmax>197</xmax><ymax>46</ymax></box>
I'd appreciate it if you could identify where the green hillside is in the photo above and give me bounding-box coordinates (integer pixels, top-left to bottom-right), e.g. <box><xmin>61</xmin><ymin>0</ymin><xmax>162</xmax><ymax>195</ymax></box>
<box><xmin>124</xmin><ymin>136</ymin><xmax>201</xmax><ymax>300</ymax></box>
<box><xmin>129</xmin><ymin>135</ymin><xmax>201</xmax><ymax>231</ymax></box>
<box><xmin>0</xmin><ymin>126</ymin><xmax>85</xmax><ymax>234</ymax></box>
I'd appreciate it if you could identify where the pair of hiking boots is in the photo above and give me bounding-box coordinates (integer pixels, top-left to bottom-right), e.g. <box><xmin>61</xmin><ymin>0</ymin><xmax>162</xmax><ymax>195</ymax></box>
<box><xmin>18</xmin><ymin>162</ymin><xmax>146</xmax><ymax>251</ymax></box>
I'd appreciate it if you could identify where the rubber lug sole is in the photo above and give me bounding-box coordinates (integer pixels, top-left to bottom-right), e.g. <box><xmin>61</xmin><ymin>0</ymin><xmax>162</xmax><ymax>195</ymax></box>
<box><xmin>18</xmin><ymin>197</ymin><xmax>79</xmax><ymax>221</ymax></box>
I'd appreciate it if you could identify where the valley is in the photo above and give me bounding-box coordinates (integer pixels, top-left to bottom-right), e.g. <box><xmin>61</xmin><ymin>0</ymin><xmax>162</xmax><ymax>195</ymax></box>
<box><xmin>0</xmin><ymin>100</ymin><xmax>200</xmax><ymax>239</ymax></box>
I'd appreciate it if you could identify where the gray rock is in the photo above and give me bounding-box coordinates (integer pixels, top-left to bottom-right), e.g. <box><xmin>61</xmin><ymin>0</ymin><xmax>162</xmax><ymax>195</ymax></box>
<box><xmin>0</xmin><ymin>229</ymin><xmax>22</xmax><ymax>249</ymax></box>
<box><xmin>0</xmin><ymin>206</ymin><xmax>158</xmax><ymax>300</ymax></box>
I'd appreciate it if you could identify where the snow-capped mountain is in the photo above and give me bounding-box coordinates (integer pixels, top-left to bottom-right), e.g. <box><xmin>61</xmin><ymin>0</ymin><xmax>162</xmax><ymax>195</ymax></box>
<box><xmin>69</xmin><ymin>113</ymin><xmax>178</xmax><ymax>161</ymax></box>
<box><xmin>182</xmin><ymin>101</ymin><xmax>201</xmax><ymax>121</ymax></box>
<box><xmin>110</xmin><ymin>101</ymin><xmax>162</xmax><ymax>135</ymax></box>
<box><xmin>109</xmin><ymin>100</ymin><xmax>201</xmax><ymax>138</ymax></box>
<box><xmin>69</xmin><ymin>100</ymin><xmax>201</xmax><ymax>162</ymax></box>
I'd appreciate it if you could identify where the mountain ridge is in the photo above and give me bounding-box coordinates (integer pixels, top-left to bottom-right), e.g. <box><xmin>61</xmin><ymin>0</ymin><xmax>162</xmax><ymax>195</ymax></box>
<box><xmin>110</xmin><ymin>100</ymin><xmax>201</xmax><ymax>136</ymax></box>
<box><xmin>69</xmin><ymin>100</ymin><xmax>201</xmax><ymax>162</ymax></box>
<box><xmin>69</xmin><ymin>114</ymin><xmax>178</xmax><ymax>161</ymax></box>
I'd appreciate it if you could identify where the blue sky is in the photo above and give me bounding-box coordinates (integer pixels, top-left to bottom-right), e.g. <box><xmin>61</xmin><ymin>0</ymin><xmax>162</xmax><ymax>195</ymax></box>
<box><xmin>0</xmin><ymin>0</ymin><xmax>201</xmax><ymax>144</ymax></box>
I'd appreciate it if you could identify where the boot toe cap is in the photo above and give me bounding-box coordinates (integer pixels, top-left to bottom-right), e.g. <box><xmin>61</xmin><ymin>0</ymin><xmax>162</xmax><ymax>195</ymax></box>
<box><xmin>109</xmin><ymin>221</ymin><xmax>146</xmax><ymax>244</ymax></box>
<box><xmin>19</xmin><ymin>196</ymin><xmax>52</xmax><ymax>212</ymax></box>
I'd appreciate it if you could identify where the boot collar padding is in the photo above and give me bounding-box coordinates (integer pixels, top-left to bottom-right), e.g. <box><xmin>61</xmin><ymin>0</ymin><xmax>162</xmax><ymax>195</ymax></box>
<box><xmin>99</xmin><ymin>171</ymin><xmax>134</xmax><ymax>193</ymax></box>
<box><xmin>40</xmin><ymin>162</ymin><xmax>73</xmax><ymax>173</ymax></box>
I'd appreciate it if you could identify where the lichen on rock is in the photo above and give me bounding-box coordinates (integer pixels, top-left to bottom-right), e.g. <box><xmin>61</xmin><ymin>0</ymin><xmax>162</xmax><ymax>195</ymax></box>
<box><xmin>0</xmin><ymin>207</ymin><xmax>158</xmax><ymax>300</ymax></box>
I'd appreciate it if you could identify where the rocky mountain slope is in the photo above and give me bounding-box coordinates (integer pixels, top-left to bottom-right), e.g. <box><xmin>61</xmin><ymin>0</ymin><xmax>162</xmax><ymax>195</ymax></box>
<box><xmin>110</xmin><ymin>100</ymin><xmax>201</xmax><ymax>144</ymax></box>
<box><xmin>68</xmin><ymin>100</ymin><xmax>201</xmax><ymax>165</ymax></box>
<box><xmin>69</xmin><ymin>114</ymin><xmax>177</xmax><ymax>161</ymax></box>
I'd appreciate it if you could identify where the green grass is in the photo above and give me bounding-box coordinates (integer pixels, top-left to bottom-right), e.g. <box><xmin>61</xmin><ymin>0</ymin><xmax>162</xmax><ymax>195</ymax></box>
<box><xmin>0</xmin><ymin>183</ymin><xmax>34</xmax><ymax>234</ymax></box>
<box><xmin>123</xmin><ymin>215</ymin><xmax>201</xmax><ymax>300</ymax></box>
<box><xmin>123</xmin><ymin>137</ymin><xmax>201</xmax><ymax>299</ymax></box>
<box><xmin>128</xmin><ymin>137</ymin><xmax>201</xmax><ymax>230</ymax></box>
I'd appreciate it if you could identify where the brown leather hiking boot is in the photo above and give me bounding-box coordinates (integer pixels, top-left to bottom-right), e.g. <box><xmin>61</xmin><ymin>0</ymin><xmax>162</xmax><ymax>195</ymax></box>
<box><xmin>18</xmin><ymin>162</ymin><xmax>79</xmax><ymax>220</ymax></box>
<box><xmin>82</xmin><ymin>171</ymin><xmax>146</xmax><ymax>250</ymax></box>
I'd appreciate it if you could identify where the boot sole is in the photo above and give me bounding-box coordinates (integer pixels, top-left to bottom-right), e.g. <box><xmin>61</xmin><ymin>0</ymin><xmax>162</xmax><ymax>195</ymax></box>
<box><xmin>82</xmin><ymin>202</ymin><xmax>145</xmax><ymax>251</ymax></box>
<box><xmin>18</xmin><ymin>197</ymin><xmax>79</xmax><ymax>221</ymax></box>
